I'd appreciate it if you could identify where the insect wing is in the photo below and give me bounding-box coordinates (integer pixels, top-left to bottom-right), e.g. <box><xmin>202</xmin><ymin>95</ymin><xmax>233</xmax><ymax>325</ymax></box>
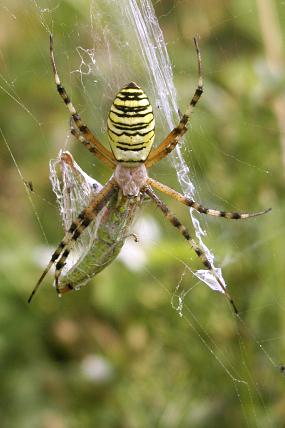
<box><xmin>49</xmin><ymin>151</ymin><xmax>139</xmax><ymax>292</ymax></box>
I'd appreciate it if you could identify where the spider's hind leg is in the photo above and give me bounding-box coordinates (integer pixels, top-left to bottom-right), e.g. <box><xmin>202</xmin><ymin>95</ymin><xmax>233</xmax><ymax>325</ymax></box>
<box><xmin>49</xmin><ymin>33</ymin><xmax>116</xmax><ymax>168</ymax></box>
<box><xmin>146</xmin><ymin>36</ymin><xmax>203</xmax><ymax>168</ymax></box>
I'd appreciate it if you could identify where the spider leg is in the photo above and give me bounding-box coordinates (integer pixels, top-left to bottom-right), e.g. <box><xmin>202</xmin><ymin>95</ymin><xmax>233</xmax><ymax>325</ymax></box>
<box><xmin>143</xmin><ymin>185</ymin><xmax>239</xmax><ymax>314</ymax></box>
<box><xmin>146</xmin><ymin>178</ymin><xmax>271</xmax><ymax>219</ymax></box>
<box><xmin>49</xmin><ymin>33</ymin><xmax>116</xmax><ymax>168</ymax></box>
<box><xmin>28</xmin><ymin>178</ymin><xmax>118</xmax><ymax>302</ymax></box>
<box><xmin>146</xmin><ymin>36</ymin><xmax>203</xmax><ymax>168</ymax></box>
<box><xmin>70</xmin><ymin>119</ymin><xmax>116</xmax><ymax>170</ymax></box>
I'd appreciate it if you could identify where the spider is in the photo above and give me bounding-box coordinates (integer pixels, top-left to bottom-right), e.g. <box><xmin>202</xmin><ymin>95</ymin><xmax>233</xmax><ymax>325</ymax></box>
<box><xmin>28</xmin><ymin>34</ymin><xmax>271</xmax><ymax>312</ymax></box>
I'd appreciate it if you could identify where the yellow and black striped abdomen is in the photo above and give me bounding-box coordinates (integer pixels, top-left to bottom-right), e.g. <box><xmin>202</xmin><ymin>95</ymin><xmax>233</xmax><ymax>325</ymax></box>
<box><xmin>107</xmin><ymin>82</ymin><xmax>155</xmax><ymax>165</ymax></box>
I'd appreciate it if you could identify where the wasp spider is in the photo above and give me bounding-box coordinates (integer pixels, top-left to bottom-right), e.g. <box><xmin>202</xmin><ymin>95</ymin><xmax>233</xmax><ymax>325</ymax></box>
<box><xmin>28</xmin><ymin>34</ymin><xmax>271</xmax><ymax>312</ymax></box>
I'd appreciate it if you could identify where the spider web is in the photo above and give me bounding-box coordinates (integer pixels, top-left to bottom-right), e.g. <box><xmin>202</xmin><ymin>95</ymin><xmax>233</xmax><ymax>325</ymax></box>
<box><xmin>1</xmin><ymin>0</ymin><xmax>284</xmax><ymax>427</ymax></box>
<box><xmin>57</xmin><ymin>0</ymin><xmax>226</xmax><ymax>295</ymax></box>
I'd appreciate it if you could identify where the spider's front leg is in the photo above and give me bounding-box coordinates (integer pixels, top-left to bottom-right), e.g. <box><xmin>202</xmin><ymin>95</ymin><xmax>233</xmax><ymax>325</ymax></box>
<box><xmin>28</xmin><ymin>179</ymin><xmax>118</xmax><ymax>302</ymax></box>
<box><xmin>143</xmin><ymin>185</ymin><xmax>239</xmax><ymax>314</ymax></box>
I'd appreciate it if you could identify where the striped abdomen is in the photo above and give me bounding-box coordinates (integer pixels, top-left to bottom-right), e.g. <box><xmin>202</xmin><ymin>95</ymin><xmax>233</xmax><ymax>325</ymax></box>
<box><xmin>107</xmin><ymin>82</ymin><xmax>155</xmax><ymax>165</ymax></box>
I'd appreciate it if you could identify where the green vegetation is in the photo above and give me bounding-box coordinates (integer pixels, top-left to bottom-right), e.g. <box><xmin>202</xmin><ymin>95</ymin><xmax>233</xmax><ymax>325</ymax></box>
<box><xmin>0</xmin><ymin>1</ymin><xmax>284</xmax><ymax>427</ymax></box>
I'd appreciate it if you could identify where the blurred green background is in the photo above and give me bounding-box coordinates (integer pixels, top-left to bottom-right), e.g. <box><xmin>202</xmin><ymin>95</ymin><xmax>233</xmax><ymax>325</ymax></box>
<box><xmin>0</xmin><ymin>0</ymin><xmax>284</xmax><ymax>427</ymax></box>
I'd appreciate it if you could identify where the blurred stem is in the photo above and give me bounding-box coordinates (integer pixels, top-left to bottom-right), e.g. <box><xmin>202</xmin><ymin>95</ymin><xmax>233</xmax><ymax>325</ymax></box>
<box><xmin>256</xmin><ymin>0</ymin><xmax>285</xmax><ymax>176</ymax></box>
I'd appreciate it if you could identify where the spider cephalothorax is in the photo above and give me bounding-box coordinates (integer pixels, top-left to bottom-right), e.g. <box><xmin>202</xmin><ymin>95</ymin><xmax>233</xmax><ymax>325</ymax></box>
<box><xmin>28</xmin><ymin>34</ymin><xmax>271</xmax><ymax>313</ymax></box>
